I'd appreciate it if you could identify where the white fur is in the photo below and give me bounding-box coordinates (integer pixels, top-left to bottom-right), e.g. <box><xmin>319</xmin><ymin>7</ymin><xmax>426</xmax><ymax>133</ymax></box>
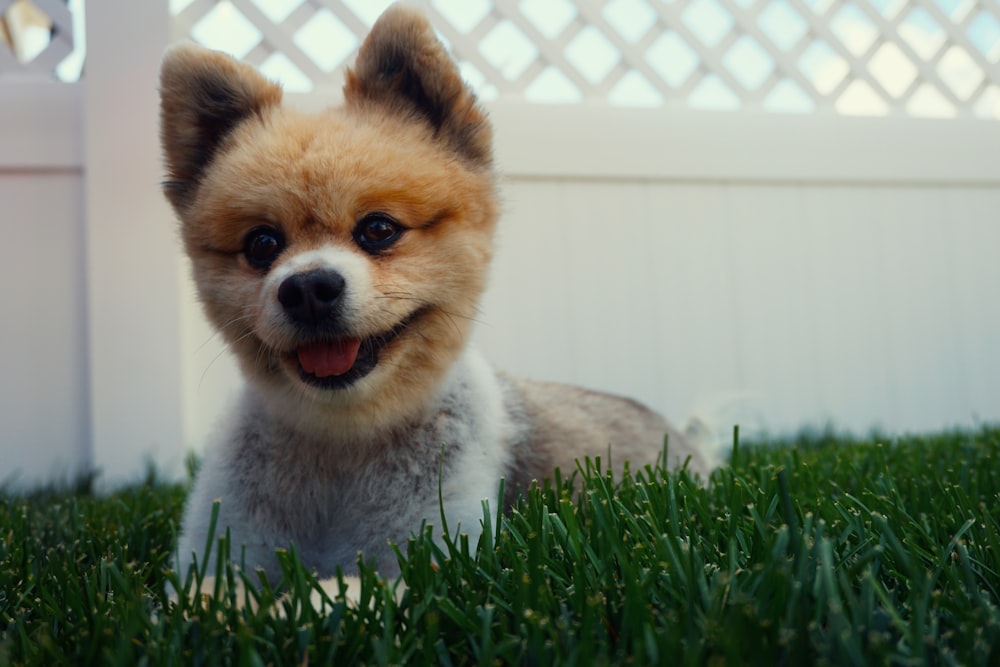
<box><xmin>175</xmin><ymin>346</ymin><xmax>511</xmax><ymax>590</ymax></box>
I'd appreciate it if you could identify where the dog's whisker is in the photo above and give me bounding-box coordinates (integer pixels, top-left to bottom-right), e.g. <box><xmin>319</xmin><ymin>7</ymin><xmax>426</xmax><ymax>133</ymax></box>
<box><xmin>194</xmin><ymin>324</ymin><xmax>258</xmax><ymax>390</ymax></box>
<box><xmin>198</xmin><ymin>345</ymin><xmax>236</xmax><ymax>391</ymax></box>
<box><xmin>193</xmin><ymin>313</ymin><xmax>255</xmax><ymax>354</ymax></box>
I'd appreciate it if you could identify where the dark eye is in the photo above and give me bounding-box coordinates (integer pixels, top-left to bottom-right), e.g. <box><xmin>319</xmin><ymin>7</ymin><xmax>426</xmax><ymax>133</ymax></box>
<box><xmin>354</xmin><ymin>213</ymin><xmax>403</xmax><ymax>253</ymax></box>
<box><xmin>243</xmin><ymin>226</ymin><xmax>285</xmax><ymax>269</ymax></box>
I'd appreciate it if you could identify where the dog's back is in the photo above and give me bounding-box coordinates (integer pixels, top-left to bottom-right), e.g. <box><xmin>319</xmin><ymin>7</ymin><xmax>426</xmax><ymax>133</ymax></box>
<box><xmin>500</xmin><ymin>375</ymin><xmax>707</xmax><ymax>505</ymax></box>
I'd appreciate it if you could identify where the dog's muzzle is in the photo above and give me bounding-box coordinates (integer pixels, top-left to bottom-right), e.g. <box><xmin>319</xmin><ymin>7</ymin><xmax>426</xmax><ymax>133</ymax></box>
<box><xmin>275</xmin><ymin>269</ymin><xmax>424</xmax><ymax>391</ymax></box>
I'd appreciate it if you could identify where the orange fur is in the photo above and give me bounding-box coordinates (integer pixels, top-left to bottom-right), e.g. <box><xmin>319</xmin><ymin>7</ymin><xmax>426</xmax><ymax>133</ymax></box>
<box><xmin>161</xmin><ymin>8</ymin><xmax>497</xmax><ymax>440</ymax></box>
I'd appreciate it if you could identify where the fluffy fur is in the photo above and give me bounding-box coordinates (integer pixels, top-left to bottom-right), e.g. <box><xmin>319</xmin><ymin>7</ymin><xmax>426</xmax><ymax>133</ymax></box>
<box><xmin>161</xmin><ymin>5</ymin><xmax>707</xmax><ymax>595</ymax></box>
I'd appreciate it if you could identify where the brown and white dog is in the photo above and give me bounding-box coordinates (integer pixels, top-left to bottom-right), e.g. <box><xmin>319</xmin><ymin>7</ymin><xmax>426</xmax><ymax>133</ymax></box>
<box><xmin>160</xmin><ymin>4</ymin><xmax>707</xmax><ymax>600</ymax></box>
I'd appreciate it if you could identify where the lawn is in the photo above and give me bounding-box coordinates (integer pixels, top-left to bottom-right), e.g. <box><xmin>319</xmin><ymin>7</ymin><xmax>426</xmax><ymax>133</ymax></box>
<box><xmin>1</xmin><ymin>427</ymin><xmax>998</xmax><ymax>665</ymax></box>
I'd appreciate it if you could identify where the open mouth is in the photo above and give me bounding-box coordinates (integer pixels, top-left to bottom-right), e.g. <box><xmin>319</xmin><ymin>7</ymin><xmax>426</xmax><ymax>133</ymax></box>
<box><xmin>287</xmin><ymin>308</ymin><xmax>427</xmax><ymax>390</ymax></box>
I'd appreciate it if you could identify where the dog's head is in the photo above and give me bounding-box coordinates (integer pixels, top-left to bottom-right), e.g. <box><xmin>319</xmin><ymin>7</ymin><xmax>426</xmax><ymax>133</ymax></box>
<box><xmin>160</xmin><ymin>6</ymin><xmax>497</xmax><ymax>426</ymax></box>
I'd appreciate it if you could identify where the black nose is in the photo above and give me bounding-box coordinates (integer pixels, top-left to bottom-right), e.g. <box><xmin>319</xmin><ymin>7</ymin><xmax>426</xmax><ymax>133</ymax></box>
<box><xmin>277</xmin><ymin>270</ymin><xmax>346</xmax><ymax>325</ymax></box>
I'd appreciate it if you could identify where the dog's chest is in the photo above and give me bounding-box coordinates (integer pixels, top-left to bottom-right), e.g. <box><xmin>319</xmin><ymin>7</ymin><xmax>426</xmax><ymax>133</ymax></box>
<box><xmin>292</xmin><ymin>460</ymin><xmax>444</xmax><ymax>574</ymax></box>
<box><xmin>223</xmin><ymin>397</ymin><xmax>504</xmax><ymax>575</ymax></box>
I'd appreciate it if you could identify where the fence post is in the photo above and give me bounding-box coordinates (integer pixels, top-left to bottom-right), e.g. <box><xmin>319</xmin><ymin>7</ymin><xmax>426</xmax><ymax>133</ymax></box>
<box><xmin>83</xmin><ymin>1</ymin><xmax>183</xmax><ymax>482</ymax></box>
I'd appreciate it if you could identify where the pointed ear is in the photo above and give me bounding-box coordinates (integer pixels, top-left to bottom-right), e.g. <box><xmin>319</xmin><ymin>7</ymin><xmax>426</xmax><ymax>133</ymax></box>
<box><xmin>159</xmin><ymin>43</ymin><xmax>283</xmax><ymax>212</ymax></box>
<box><xmin>344</xmin><ymin>5</ymin><xmax>492</xmax><ymax>167</ymax></box>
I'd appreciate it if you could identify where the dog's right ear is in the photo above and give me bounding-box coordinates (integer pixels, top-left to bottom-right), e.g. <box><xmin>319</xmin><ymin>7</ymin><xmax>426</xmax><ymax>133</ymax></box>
<box><xmin>159</xmin><ymin>43</ymin><xmax>283</xmax><ymax>213</ymax></box>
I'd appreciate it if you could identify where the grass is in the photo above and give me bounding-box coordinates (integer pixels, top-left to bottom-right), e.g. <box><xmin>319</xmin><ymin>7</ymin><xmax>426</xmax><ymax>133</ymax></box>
<box><xmin>1</xmin><ymin>426</ymin><xmax>999</xmax><ymax>665</ymax></box>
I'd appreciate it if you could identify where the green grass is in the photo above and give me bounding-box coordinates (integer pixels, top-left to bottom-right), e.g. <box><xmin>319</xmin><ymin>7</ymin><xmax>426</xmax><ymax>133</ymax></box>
<box><xmin>2</xmin><ymin>427</ymin><xmax>999</xmax><ymax>665</ymax></box>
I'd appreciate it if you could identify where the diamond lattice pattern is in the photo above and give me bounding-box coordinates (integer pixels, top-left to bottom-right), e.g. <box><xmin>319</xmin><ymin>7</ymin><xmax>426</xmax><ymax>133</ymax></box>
<box><xmin>0</xmin><ymin>0</ymin><xmax>82</xmax><ymax>80</ymax></box>
<box><xmin>172</xmin><ymin>0</ymin><xmax>998</xmax><ymax>119</ymax></box>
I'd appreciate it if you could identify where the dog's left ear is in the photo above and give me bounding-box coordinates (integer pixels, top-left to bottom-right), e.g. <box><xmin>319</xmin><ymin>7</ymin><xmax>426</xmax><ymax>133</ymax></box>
<box><xmin>344</xmin><ymin>5</ymin><xmax>492</xmax><ymax>167</ymax></box>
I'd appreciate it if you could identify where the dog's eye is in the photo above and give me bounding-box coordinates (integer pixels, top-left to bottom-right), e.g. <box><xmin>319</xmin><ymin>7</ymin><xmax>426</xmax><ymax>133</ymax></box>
<box><xmin>243</xmin><ymin>226</ymin><xmax>285</xmax><ymax>269</ymax></box>
<box><xmin>354</xmin><ymin>214</ymin><xmax>403</xmax><ymax>253</ymax></box>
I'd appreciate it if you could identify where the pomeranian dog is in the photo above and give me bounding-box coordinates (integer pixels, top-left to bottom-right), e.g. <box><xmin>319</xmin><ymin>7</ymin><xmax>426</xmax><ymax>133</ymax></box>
<box><xmin>160</xmin><ymin>4</ymin><xmax>707</xmax><ymax>598</ymax></box>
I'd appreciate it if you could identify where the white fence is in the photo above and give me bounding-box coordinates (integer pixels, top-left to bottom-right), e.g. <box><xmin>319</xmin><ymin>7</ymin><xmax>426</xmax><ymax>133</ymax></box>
<box><xmin>2</xmin><ymin>1</ymin><xmax>999</xmax><ymax>485</ymax></box>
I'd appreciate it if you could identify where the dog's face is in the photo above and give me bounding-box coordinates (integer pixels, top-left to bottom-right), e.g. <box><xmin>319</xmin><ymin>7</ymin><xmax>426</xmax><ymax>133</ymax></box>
<box><xmin>160</xmin><ymin>7</ymin><xmax>497</xmax><ymax>425</ymax></box>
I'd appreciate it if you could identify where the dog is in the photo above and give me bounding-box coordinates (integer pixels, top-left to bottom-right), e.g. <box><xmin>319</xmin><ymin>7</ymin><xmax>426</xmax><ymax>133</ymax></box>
<box><xmin>160</xmin><ymin>4</ymin><xmax>708</xmax><ymax>601</ymax></box>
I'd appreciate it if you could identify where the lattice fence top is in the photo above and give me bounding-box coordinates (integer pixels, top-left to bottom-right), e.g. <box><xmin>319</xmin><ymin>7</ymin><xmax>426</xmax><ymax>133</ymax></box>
<box><xmin>169</xmin><ymin>0</ymin><xmax>1000</xmax><ymax>120</ymax></box>
<box><xmin>0</xmin><ymin>0</ymin><xmax>83</xmax><ymax>80</ymax></box>
<box><xmin>1</xmin><ymin>0</ymin><xmax>997</xmax><ymax>121</ymax></box>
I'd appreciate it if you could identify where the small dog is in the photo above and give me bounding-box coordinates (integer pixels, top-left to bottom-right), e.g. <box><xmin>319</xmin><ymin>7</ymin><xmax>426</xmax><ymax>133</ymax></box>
<box><xmin>160</xmin><ymin>5</ymin><xmax>707</xmax><ymax>597</ymax></box>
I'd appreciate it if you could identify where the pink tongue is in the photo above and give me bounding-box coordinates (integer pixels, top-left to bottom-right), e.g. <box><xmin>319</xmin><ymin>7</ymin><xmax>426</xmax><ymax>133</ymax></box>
<box><xmin>296</xmin><ymin>339</ymin><xmax>362</xmax><ymax>378</ymax></box>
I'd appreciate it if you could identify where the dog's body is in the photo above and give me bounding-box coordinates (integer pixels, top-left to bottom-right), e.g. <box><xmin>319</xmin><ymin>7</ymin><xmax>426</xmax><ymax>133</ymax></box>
<box><xmin>162</xmin><ymin>5</ymin><xmax>706</xmax><ymax>589</ymax></box>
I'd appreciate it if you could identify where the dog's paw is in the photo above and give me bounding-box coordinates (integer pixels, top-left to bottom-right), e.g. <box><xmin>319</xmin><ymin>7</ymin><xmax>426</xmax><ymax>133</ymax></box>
<box><xmin>273</xmin><ymin>575</ymin><xmax>363</xmax><ymax>618</ymax></box>
<box><xmin>286</xmin><ymin>575</ymin><xmax>405</xmax><ymax>616</ymax></box>
<box><xmin>175</xmin><ymin>575</ymin><xmax>253</xmax><ymax>611</ymax></box>
<box><xmin>313</xmin><ymin>575</ymin><xmax>364</xmax><ymax>609</ymax></box>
